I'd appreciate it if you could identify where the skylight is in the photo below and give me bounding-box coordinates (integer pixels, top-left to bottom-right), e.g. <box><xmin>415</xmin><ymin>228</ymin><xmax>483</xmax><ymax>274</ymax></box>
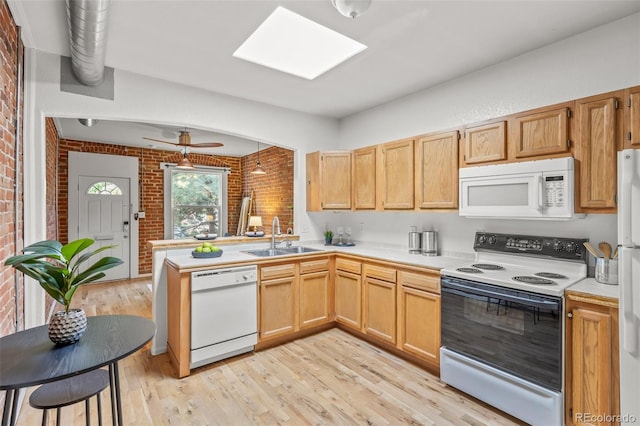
<box><xmin>233</xmin><ymin>6</ymin><xmax>367</xmax><ymax>80</ymax></box>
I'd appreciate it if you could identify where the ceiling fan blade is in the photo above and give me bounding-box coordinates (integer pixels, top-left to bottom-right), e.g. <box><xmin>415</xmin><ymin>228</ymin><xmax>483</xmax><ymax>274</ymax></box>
<box><xmin>190</xmin><ymin>142</ymin><xmax>224</xmax><ymax>148</ymax></box>
<box><xmin>142</xmin><ymin>137</ymin><xmax>177</xmax><ymax>145</ymax></box>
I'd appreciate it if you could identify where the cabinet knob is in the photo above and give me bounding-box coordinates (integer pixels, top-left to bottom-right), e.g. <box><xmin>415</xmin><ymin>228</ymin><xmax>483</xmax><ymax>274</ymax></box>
<box><xmin>567</xmin><ymin>312</ymin><xmax>573</xmax><ymax>318</ymax></box>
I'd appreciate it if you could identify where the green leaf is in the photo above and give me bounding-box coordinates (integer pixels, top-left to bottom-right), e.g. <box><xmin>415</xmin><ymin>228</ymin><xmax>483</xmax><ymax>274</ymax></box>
<box><xmin>71</xmin><ymin>244</ymin><xmax>117</xmax><ymax>274</ymax></box>
<box><xmin>61</xmin><ymin>238</ymin><xmax>94</xmax><ymax>263</ymax></box>
<box><xmin>73</xmin><ymin>256</ymin><xmax>123</xmax><ymax>286</ymax></box>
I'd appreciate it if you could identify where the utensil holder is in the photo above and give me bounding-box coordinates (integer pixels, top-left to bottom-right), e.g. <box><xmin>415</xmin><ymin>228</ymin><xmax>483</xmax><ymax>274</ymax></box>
<box><xmin>409</xmin><ymin>231</ymin><xmax>421</xmax><ymax>254</ymax></box>
<box><xmin>595</xmin><ymin>258</ymin><xmax>618</xmax><ymax>285</ymax></box>
<box><xmin>422</xmin><ymin>231</ymin><xmax>438</xmax><ymax>256</ymax></box>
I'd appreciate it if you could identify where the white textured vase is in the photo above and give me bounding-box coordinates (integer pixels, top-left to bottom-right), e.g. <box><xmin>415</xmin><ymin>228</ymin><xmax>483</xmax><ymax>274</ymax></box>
<box><xmin>48</xmin><ymin>308</ymin><xmax>87</xmax><ymax>345</ymax></box>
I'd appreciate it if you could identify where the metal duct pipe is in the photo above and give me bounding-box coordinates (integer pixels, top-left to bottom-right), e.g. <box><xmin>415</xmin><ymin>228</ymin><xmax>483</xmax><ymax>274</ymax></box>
<box><xmin>66</xmin><ymin>0</ymin><xmax>110</xmax><ymax>86</ymax></box>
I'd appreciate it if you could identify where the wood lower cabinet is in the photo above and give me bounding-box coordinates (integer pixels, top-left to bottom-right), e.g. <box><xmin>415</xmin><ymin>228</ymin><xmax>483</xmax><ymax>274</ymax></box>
<box><xmin>565</xmin><ymin>292</ymin><xmax>619</xmax><ymax>426</ymax></box>
<box><xmin>625</xmin><ymin>85</ymin><xmax>640</xmax><ymax>148</ymax></box>
<box><xmin>378</xmin><ymin>138</ymin><xmax>415</xmax><ymax>209</ymax></box>
<box><xmin>299</xmin><ymin>259</ymin><xmax>331</xmax><ymax>330</ymax></box>
<box><xmin>306</xmin><ymin>151</ymin><xmax>352</xmax><ymax>211</ymax></box>
<box><xmin>363</xmin><ymin>264</ymin><xmax>397</xmax><ymax>344</ymax></box>
<box><xmin>415</xmin><ymin>131</ymin><xmax>459</xmax><ymax>209</ymax></box>
<box><xmin>574</xmin><ymin>92</ymin><xmax>623</xmax><ymax>211</ymax></box>
<box><xmin>334</xmin><ymin>257</ymin><xmax>362</xmax><ymax>330</ymax></box>
<box><xmin>462</xmin><ymin>120</ymin><xmax>507</xmax><ymax>165</ymax></box>
<box><xmin>513</xmin><ymin>105</ymin><xmax>570</xmax><ymax>158</ymax></box>
<box><xmin>259</xmin><ymin>265</ymin><xmax>296</xmax><ymax>340</ymax></box>
<box><xmin>353</xmin><ymin>146</ymin><xmax>376</xmax><ymax>209</ymax></box>
<box><xmin>398</xmin><ymin>271</ymin><xmax>440</xmax><ymax>366</ymax></box>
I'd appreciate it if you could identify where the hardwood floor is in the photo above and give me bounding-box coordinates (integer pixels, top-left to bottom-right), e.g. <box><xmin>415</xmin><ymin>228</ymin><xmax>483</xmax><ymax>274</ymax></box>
<box><xmin>16</xmin><ymin>279</ymin><xmax>524</xmax><ymax>425</ymax></box>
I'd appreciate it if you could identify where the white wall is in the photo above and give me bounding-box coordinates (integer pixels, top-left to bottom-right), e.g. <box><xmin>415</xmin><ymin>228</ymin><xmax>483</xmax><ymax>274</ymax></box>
<box><xmin>313</xmin><ymin>13</ymin><xmax>639</xmax><ymax>261</ymax></box>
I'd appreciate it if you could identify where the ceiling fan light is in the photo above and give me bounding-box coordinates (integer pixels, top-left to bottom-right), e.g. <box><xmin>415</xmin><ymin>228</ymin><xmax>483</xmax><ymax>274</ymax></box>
<box><xmin>176</xmin><ymin>153</ymin><xmax>195</xmax><ymax>170</ymax></box>
<box><xmin>331</xmin><ymin>0</ymin><xmax>372</xmax><ymax>19</ymax></box>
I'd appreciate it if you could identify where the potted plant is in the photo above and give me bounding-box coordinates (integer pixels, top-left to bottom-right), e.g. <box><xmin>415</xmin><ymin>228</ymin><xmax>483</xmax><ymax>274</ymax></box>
<box><xmin>324</xmin><ymin>230</ymin><xmax>333</xmax><ymax>246</ymax></box>
<box><xmin>4</xmin><ymin>238</ymin><xmax>123</xmax><ymax>345</ymax></box>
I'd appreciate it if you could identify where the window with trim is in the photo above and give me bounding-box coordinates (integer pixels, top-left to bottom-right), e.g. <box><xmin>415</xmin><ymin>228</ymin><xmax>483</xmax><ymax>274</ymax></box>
<box><xmin>87</xmin><ymin>181</ymin><xmax>123</xmax><ymax>195</ymax></box>
<box><xmin>163</xmin><ymin>165</ymin><xmax>228</xmax><ymax>239</ymax></box>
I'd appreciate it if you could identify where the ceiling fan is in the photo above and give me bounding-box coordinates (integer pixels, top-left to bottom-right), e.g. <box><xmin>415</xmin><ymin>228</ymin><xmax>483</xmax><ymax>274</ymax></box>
<box><xmin>143</xmin><ymin>129</ymin><xmax>224</xmax><ymax>148</ymax></box>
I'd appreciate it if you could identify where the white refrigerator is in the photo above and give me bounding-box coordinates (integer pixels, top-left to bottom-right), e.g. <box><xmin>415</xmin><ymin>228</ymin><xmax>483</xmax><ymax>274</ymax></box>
<box><xmin>618</xmin><ymin>149</ymin><xmax>640</xmax><ymax>425</ymax></box>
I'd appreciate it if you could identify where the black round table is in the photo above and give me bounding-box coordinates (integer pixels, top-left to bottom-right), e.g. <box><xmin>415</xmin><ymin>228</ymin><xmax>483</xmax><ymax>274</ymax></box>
<box><xmin>0</xmin><ymin>315</ymin><xmax>155</xmax><ymax>426</ymax></box>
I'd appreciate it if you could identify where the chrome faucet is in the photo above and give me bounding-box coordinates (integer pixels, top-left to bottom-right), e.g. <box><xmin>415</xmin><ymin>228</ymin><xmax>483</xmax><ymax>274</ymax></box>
<box><xmin>270</xmin><ymin>216</ymin><xmax>281</xmax><ymax>249</ymax></box>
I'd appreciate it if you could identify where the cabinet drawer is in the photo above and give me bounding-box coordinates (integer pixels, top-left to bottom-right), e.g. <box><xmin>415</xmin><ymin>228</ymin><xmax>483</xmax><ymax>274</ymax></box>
<box><xmin>260</xmin><ymin>264</ymin><xmax>296</xmax><ymax>281</ymax></box>
<box><xmin>300</xmin><ymin>258</ymin><xmax>330</xmax><ymax>274</ymax></box>
<box><xmin>364</xmin><ymin>264</ymin><xmax>396</xmax><ymax>283</ymax></box>
<box><xmin>399</xmin><ymin>271</ymin><xmax>440</xmax><ymax>294</ymax></box>
<box><xmin>336</xmin><ymin>258</ymin><xmax>361</xmax><ymax>274</ymax></box>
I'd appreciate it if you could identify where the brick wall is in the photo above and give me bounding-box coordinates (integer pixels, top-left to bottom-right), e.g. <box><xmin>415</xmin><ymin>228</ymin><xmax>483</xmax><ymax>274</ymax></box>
<box><xmin>44</xmin><ymin>117</ymin><xmax>59</xmax><ymax>316</ymax></box>
<box><xmin>241</xmin><ymin>146</ymin><xmax>294</xmax><ymax>235</ymax></box>
<box><xmin>0</xmin><ymin>0</ymin><xmax>24</xmax><ymax>337</ymax></box>
<box><xmin>57</xmin><ymin>140</ymin><xmax>242</xmax><ymax>274</ymax></box>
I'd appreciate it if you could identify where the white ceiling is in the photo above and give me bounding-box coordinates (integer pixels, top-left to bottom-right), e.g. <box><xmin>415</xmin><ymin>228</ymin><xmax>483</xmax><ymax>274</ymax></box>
<box><xmin>9</xmin><ymin>0</ymin><xmax>640</xmax><ymax>155</ymax></box>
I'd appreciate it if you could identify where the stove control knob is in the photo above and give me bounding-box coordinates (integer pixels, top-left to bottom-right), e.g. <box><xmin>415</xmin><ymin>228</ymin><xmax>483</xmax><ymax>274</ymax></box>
<box><xmin>478</xmin><ymin>234</ymin><xmax>487</xmax><ymax>244</ymax></box>
<box><xmin>488</xmin><ymin>235</ymin><xmax>497</xmax><ymax>245</ymax></box>
<box><xmin>565</xmin><ymin>241</ymin><xmax>578</xmax><ymax>253</ymax></box>
<box><xmin>553</xmin><ymin>241</ymin><xmax>565</xmax><ymax>252</ymax></box>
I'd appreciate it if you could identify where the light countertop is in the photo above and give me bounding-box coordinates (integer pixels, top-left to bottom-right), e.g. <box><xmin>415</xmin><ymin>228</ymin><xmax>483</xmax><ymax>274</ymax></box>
<box><xmin>567</xmin><ymin>277</ymin><xmax>619</xmax><ymax>301</ymax></box>
<box><xmin>164</xmin><ymin>242</ymin><xmax>473</xmax><ymax>273</ymax></box>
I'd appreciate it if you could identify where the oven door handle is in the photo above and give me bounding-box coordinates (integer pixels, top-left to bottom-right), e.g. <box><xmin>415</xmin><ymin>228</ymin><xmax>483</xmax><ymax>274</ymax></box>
<box><xmin>442</xmin><ymin>281</ymin><xmax>560</xmax><ymax>310</ymax></box>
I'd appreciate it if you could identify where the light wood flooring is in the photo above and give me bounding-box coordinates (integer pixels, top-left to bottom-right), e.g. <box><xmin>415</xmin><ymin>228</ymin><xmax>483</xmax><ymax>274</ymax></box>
<box><xmin>15</xmin><ymin>279</ymin><xmax>524</xmax><ymax>426</ymax></box>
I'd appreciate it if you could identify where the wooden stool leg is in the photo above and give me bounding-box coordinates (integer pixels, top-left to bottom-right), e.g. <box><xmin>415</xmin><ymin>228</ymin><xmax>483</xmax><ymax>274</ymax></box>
<box><xmin>85</xmin><ymin>398</ymin><xmax>90</xmax><ymax>426</ymax></box>
<box><xmin>41</xmin><ymin>409</ymin><xmax>47</xmax><ymax>426</ymax></box>
<box><xmin>55</xmin><ymin>408</ymin><xmax>61</xmax><ymax>426</ymax></box>
<box><xmin>96</xmin><ymin>392</ymin><xmax>103</xmax><ymax>426</ymax></box>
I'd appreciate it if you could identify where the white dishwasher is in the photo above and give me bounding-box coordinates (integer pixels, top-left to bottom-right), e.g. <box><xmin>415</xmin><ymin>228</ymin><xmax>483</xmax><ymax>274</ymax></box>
<box><xmin>190</xmin><ymin>265</ymin><xmax>257</xmax><ymax>369</ymax></box>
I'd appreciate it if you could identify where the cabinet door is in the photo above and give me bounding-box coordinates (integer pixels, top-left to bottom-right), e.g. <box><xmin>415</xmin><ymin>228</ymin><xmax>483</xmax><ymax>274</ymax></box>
<box><xmin>415</xmin><ymin>131</ymin><xmax>459</xmax><ymax>209</ymax></box>
<box><xmin>625</xmin><ymin>85</ymin><xmax>640</xmax><ymax>148</ymax></box>
<box><xmin>514</xmin><ymin>107</ymin><xmax>570</xmax><ymax>158</ymax></box>
<box><xmin>353</xmin><ymin>146</ymin><xmax>376</xmax><ymax>209</ymax></box>
<box><xmin>299</xmin><ymin>271</ymin><xmax>330</xmax><ymax>329</ymax></box>
<box><xmin>379</xmin><ymin>139</ymin><xmax>414</xmax><ymax>209</ymax></box>
<box><xmin>335</xmin><ymin>270</ymin><xmax>362</xmax><ymax>330</ymax></box>
<box><xmin>260</xmin><ymin>276</ymin><xmax>296</xmax><ymax>340</ymax></box>
<box><xmin>575</xmin><ymin>95</ymin><xmax>619</xmax><ymax>209</ymax></box>
<box><xmin>321</xmin><ymin>152</ymin><xmax>352</xmax><ymax>209</ymax></box>
<box><xmin>568</xmin><ymin>304</ymin><xmax>618</xmax><ymax>426</ymax></box>
<box><xmin>399</xmin><ymin>286</ymin><xmax>440</xmax><ymax>365</ymax></box>
<box><xmin>363</xmin><ymin>277</ymin><xmax>396</xmax><ymax>344</ymax></box>
<box><xmin>463</xmin><ymin>121</ymin><xmax>506</xmax><ymax>165</ymax></box>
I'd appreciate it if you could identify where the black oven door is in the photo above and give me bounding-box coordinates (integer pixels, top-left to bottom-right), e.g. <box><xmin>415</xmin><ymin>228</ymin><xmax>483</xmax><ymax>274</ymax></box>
<box><xmin>441</xmin><ymin>276</ymin><xmax>562</xmax><ymax>391</ymax></box>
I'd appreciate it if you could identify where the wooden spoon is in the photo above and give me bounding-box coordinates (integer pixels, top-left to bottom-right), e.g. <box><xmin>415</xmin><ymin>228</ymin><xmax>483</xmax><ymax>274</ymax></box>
<box><xmin>583</xmin><ymin>242</ymin><xmax>602</xmax><ymax>258</ymax></box>
<box><xmin>613</xmin><ymin>245</ymin><xmax>619</xmax><ymax>260</ymax></box>
<box><xmin>598</xmin><ymin>242</ymin><xmax>612</xmax><ymax>259</ymax></box>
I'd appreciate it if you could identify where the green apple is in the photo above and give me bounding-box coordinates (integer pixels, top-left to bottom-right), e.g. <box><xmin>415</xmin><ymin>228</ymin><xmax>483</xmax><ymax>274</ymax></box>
<box><xmin>202</xmin><ymin>247</ymin><xmax>212</xmax><ymax>253</ymax></box>
<box><xmin>195</xmin><ymin>246</ymin><xmax>203</xmax><ymax>253</ymax></box>
<box><xmin>210</xmin><ymin>246</ymin><xmax>220</xmax><ymax>252</ymax></box>
<box><xmin>202</xmin><ymin>242</ymin><xmax>213</xmax><ymax>248</ymax></box>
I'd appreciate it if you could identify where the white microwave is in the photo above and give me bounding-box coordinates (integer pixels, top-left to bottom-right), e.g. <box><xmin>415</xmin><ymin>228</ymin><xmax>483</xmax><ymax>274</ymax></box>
<box><xmin>459</xmin><ymin>157</ymin><xmax>583</xmax><ymax>220</ymax></box>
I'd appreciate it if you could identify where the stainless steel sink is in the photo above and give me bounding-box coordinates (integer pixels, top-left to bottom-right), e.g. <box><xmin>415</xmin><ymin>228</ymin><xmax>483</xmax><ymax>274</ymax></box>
<box><xmin>243</xmin><ymin>246</ymin><xmax>322</xmax><ymax>257</ymax></box>
<box><xmin>243</xmin><ymin>248</ymin><xmax>283</xmax><ymax>257</ymax></box>
<box><xmin>278</xmin><ymin>246</ymin><xmax>321</xmax><ymax>254</ymax></box>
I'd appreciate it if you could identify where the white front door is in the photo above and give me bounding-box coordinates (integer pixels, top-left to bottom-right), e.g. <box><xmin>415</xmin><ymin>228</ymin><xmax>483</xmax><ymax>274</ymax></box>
<box><xmin>77</xmin><ymin>176</ymin><xmax>130</xmax><ymax>281</ymax></box>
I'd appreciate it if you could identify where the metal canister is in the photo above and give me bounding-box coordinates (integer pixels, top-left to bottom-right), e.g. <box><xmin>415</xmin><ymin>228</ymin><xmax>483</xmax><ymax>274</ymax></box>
<box><xmin>422</xmin><ymin>231</ymin><xmax>438</xmax><ymax>256</ymax></box>
<box><xmin>409</xmin><ymin>226</ymin><xmax>421</xmax><ymax>254</ymax></box>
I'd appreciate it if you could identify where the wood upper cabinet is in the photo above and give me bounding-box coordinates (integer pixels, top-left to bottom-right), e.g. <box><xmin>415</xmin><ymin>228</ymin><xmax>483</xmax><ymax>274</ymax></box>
<box><xmin>513</xmin><ymin>106</ymin><xmax>571</xmax><ymax>158</ymax></box>
<box><xmin>625</xmin><ymin>85</ymin><xmax>640</xmax><ymax>148</ymax></box>
<box><xmin>462</xmin><ymin>121</ymin><xmax>506</xmax><ymax>165</ymax></box>
<box><xmin>352</xmin><ymin>146</ymin><xmax>377</xmax><ymax>209</ymax></box>
<box><xmin>398</xmin><ymin>271</ymin><xmax>440</xmax><ymax>366</ymax></box>
<box><xmin>335</xmin><ymin>258</ymin><xmax>362</xmax><ymax>330</ymax></box>
<box><xmin>259</xmin><ymin>264</ymin><xmax>297</xmax><ymax>340</ymax></box>
<box><xmin>415</xmin><ymin>131</ymin><xmax>459</xmax><ymax>209</ymax></box>
<box><xmin>306</xmin><ymin>151</ymin><xmax>351</xmax><ymax>211</ymax></box>
<box><xmin>299</xmin><ymin>259</ymin><xmax>331</xmax><ymax>330</ymax></box>
<box><xmin>574</xmin><ymin>92</ymin><xmax>622</xmax><ymax>210</ymax></box>
<box><xmin>565</xmin><ymin>294</ymin><xmax>619</xmax><ymax>426</ymax></box>
<box><xmin>378</xmin><ymin>138</ymin><xmax>415</xmax><ymax>209</ymax></box>
<box><xmin>363</xmin><ymin>264</ymin><xmax>397</xmax><ymax>344</ymax></box>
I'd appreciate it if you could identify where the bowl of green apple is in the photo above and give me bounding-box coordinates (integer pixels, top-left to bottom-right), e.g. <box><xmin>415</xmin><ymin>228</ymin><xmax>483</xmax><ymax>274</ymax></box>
<box><xmin>192</xmin><ymin>242</ymin><xmax>223</xmax><ymax>258</ymax></box>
